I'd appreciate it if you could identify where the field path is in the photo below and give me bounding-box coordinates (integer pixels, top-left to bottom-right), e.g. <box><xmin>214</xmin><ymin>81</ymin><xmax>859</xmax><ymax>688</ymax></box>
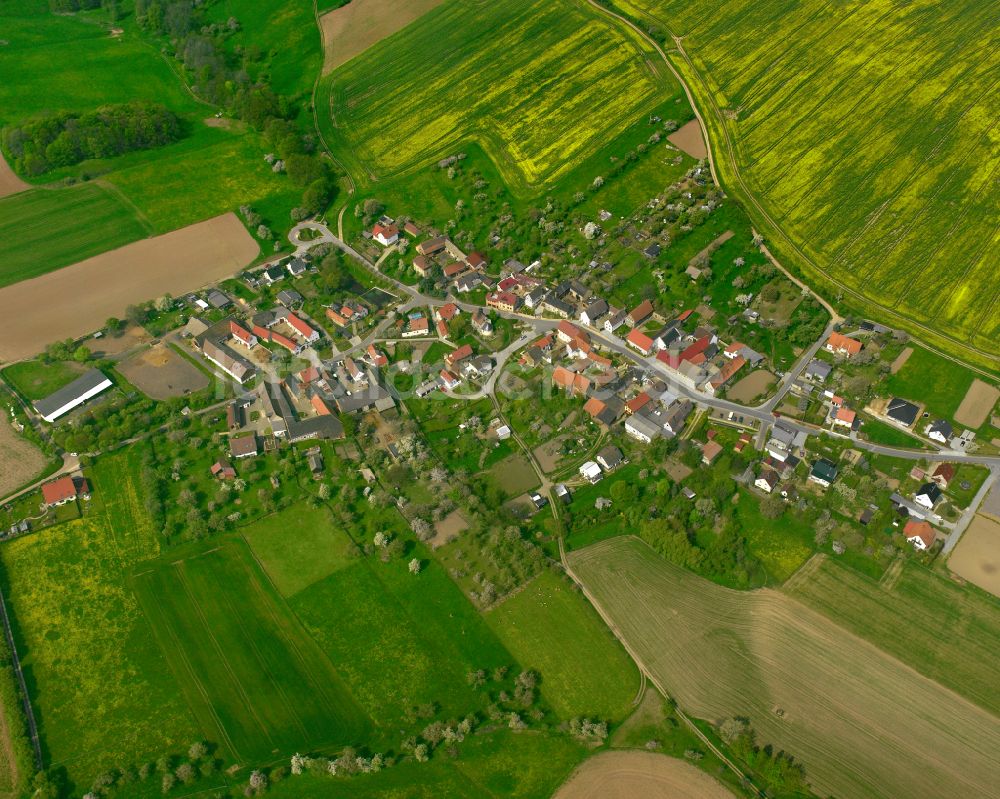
<box><xmin>0</xmin><ymin>153</ymin><xmax>28</xmax><ymax>200</ymax></box>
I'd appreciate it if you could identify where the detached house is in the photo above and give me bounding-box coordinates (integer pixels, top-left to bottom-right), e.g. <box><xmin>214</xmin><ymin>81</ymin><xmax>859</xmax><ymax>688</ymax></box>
<box><xmin>904</xmin><ymin>519</ymin><xmax>936</xmax><ymax>551</ymax></box>
<box><xmin>825</xmin><ymin>331</ymin><xmax>862</xmax><ymax>358</ymax></box>
<box><xmin>41</xmin><ymin>476</ymin><xmax>90</xmax><ymax>508</ymax></box>
<box><xmin>372</xmin><ymin>223</ymin><xmax>399</xmax><ymax>246</ymax></box>
<box><xmin>755</xmin><ymin>469</ymin><xmax>780</xmax><ymax>493</ymax></box>
<box><xmin>914</xmin><ymin>482</ymin><xmax>941</xmax><ymax>510</ymax></box>
<box><xmin>626</xmin><ymin>329</ymin><xmax>654</xmax><ymax>356</ymax></box>
<box><xmin>626</xmin><ymin>299</ymin><xmax>653</xmax><ymax>327</ymax></box>
<box><xmin>926</xmin><ymin>419</ymin><xmax>953</xmax><ymax>444</ymax></box>
<box><xmin>809</xmin><ymin>458</ymin><xmax>838</xmax><ymax>488</ymax></box>
<box><xmin>580</xmin><ymin>298</ymin><xmax>608</xmax><ymax>326</ymax></box>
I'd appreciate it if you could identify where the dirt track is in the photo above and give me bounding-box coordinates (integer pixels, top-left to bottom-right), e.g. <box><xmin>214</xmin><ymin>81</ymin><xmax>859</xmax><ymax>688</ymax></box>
<box><xmin>0</xmin><ymin>153</ymin><xmax>28</xmax><ymax>200</ymax></box>
<box><xmin>553</xmin><ymin>751</ymin><xmax>735</xmax><ymax>799</ymax></box>
<box><xmin>0</xmin><ymin>214</ymin><xmax>258</xmax><ymax>362</ymax></box>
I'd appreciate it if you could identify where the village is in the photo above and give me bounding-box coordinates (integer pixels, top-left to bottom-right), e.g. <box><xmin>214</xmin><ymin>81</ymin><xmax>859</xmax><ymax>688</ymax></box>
<box><xmin>4</xmin><ymin>194</ymin><xmax>996</xmax><ymax>582</ymax></box>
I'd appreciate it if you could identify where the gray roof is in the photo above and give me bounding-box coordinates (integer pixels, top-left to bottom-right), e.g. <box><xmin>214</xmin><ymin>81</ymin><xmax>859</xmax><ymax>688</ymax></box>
<box><xmin>597</xmin><ymin>445</ymin><xmax>623</xmax><ymax>468</ymax></box>
<box><xmin>626</xmin><ymin>413</ymin><xmax>661</xmax><ymax>440</ymax></box>
<box><xmin>277</xmin><ymin>289</ymin><xmax>303</xmax><ymax>306</ymax></box>
<box><xmin>805</xmin><ymin>359</ymin><xmax>831</xmax><ymax>379</ymax></box>
<box><xmin>288</xmin><ymin>415</ymin><xmax>343</xmax><ymax>442</ymax></box>
<box><xmin>33</xmin><ymin>369</ymin><xmax>111</xmax><ymax>419</ymax></box>
<box><xmin>811</xmin><ymin>459</ymin><xmax>838</xmax><ymax>482</ymax></box>
<box><xmin>207</xmin><ymin>290</ymin><xmax>232</xmax><ymax>308</ymax></box>
<box><xmin>583</xmin><ymin>298</ymin><xmax>609</xmax><ymax>320</ymax></box>
<box><xmin>887</xmin><ymin>397</ymin><xmax>919</xmax><ymax>426</ymax></box>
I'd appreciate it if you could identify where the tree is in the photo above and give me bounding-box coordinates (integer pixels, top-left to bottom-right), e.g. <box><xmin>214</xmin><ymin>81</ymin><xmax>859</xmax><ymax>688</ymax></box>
<box><xmin>73</xmin><ymin>345</ymin><xmax>90</xmax><ymax>363</ymax></box>
<box><xmin>409</xmin><ymin>558</ymin><xmax>422</xmax><ymax>574</ymax></box>
<box><xmin>188</xmin><ymin>741</ymin><xmax>207</xmax><ymax>761</ymax></box>
<box><xmin>105</xmin><ymin>316</ymin><xmax>123</xmax><ymax>334</ymax></box>
<box><xmin>161</xmin><ymin>773</ymin><xmax>176</xmax><ymax>793</ymax></box>
<box><xmin>154</xmin><ymin>294</ymin><xmax>173</xmax><ymax>312</ymax></box>
<box><xmin>248</xmin><ymin>770</ymin><xmax>268</xmax><ymax>791</ymax></box>
<box><xmin>760</xmin><ymin>493</ymin><xmax>784</xmax><ymax>520</ymax></box>
<box><xmin>174</xmin><ymin>763</ymin><xmax>195</xmax><ymax>784</ymax></box>
<box><xmin>125</xmin><ymin>304</ymin><xmax>147</xmax><ymax>325</ymax></box>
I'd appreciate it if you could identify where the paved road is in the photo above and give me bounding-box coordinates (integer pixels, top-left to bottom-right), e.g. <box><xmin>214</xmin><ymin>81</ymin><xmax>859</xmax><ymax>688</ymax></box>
<box><xmin>942</xmin><ymin>466</ymin><xmax>1000</xmax><ymax>554</ymax></box>
<box><xmin>760</xmin><ymin>320</ymin><xmax>837</xmax><ymax>413</ymax></box>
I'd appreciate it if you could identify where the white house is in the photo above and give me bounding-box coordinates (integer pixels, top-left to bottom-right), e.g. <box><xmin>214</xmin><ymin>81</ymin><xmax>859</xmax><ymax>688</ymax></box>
<box><xmin>926</xmin><ymin>419</ymin><xmax>953</xmax><ymax>444</ymax></box>
<box><xmin>755</xmin><ymin>469</ymin><xmax>779</xmax><ymax>493</ymax></box>
<box><xmin>625</xmin><ymin>414</ymin><xmax>660</xmax><ymax>443</ymax></box>
<box><xmin>372</xmin><ymin>223</ymin><xmax>399</xmax><ymax>246</ymax></box>
<box><xmin>914</xmin><ymin>482</ymin><xmax>941</xmax><ymax>510</ymax></box>
<box><xmin>579</xmin><ymin>461</ymin><xmax>602</xmax><ymax>483</ymax></box>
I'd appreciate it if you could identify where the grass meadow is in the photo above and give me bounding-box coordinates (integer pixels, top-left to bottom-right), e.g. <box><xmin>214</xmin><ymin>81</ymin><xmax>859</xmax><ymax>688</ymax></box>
<box><xmin>323</xmin><ymin>0</ymin><xmax>677</xmax><ymax>194</ymax></box>
<box><xmin>569</xmin><ymin>537</ymin><xmax>1000</xmax><ymax>799</ymax></box>
<box><xmin>1</xmin><ymin>359</ymin><xmax>85</xmax><ymax>401</ymax></box>
<box><xmin>133</xmin><ymin>540</ymin><xmax>370</xmax><ymax>762</ymax></box>
<box><xmin>615</xmin><ymin>0</ymin><xmax>1000</xmax><ymax>359</ymax></box>
<box><xmin>784</xmin><ymin>556</ymin><xmax>1000</xmax><ymax>717</ymax></box>
<box><xmin>0</xmin><ymin>452</ymin><xmax>198</xmax><ymax>791</ymax></box>
<box><xmin>884</xmin><ymin>344</ymin><xmax>976</xmax><ymax>420</ymax></box>
<box><xmin>484</xmin><ymin>571</ymin><xmax>639</xmax><ymax>721</ymax></box>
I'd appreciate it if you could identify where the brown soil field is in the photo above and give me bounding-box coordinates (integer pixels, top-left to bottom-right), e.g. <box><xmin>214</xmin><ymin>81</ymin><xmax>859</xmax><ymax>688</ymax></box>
<box><xmin>569</xmin><ymin>537</ymin><xmax>1000</xmax><ymax>799</ymax></box>
<box><xmin>727</xmin><ymin>370</ymin><xmax>774</xmax><ymax>403</ymax></box>
<box><xmin>321</xmin><ymin>0</ymin><xmax>445</xmax><ymax>73</ymax></box>
<box><xmin>0</xmin><ymin>214</ymin><xmax>258</xmax><ymax>362</ymax></box>
<box><xmin>954</xmin><ymin>379</ymin><xmax>1000</xmax><ymax>429</ymax></box>
<box><xmin>553</xmin><ymin>751</ymin><xmax>735</xmax><ymax>799</ymax></box>
<box><xmin>667</xmin><ymin>119</ymin><xmax>708</xmax><ymax>159</ymax></box>
<box><xmin>83</xmin><ymin>325</ymin><xmax>151</xmax><ymax>358</ymax></box>
<box><xmin>430</xmin><ymin>509</ymin><xmax>468</xmax><ymax>548</ymax></box>
<box><xmin>0</xmin><ymin>152</ymin><xmax>28</xmax><ymax>199</ymax></box>
<box><xmin>0</xmin><ymin>418</ymin><xmax>48</xmax><ymax>498</ymax></box>
<box><xmin>533</xmin><ymin>435</ymin><xmax>568</xmax><ymax>473</ymax></box>
<box><xmin>117</xmin><ymin>344</ymin><xmax>209</xmax><ymax>400</ymax></box>
<box><xmin>948</xmin><ymin>515</ymin><xmax>1000</xmax><ymax>599</ymax></box>
<box><xmin>889</xmin><ymin>346</ymin><xmax>913</xmax><ymax>374</ymax></box>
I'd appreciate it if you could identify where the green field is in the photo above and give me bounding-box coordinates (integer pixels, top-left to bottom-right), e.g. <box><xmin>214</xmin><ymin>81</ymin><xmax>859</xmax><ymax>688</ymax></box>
<box><xmin>1</xmin><ymin>359</ymin><xmax>85</xmax><ymax>400</ymax></box>
<box><xmin>0</xmin><ymin>5</ymin><xmax>202</xmax><ymax>129</ymax></box>
<box><xmin>291</xmin><ymin>538</ymin><xmax>515</xmax><ymax>728</ymax></box>
<box><xmin>243</xmin><ymin>504</ymin><xmax>359</xmax><ymax>597</ymax></box>
<box><xmin>884</xmin><ymin>345</ymin><xmax>976</xmax><ymax>420</ymax></box>
<box><xmin>0</xmin><ymin>452</ymin><xmax>197</xmax><ymax>789</ymax></box>
<box><xmin>0</xmin><ymin>185</ymin><xmax>150</xmax><ymax>288</ymax></box>
<box><xmin>322</xmin><ymin>0</ymin><xmax>677</xmax><ymax>193</ymax></box>
<box><xmin>484</xmin><ymin>571</ymin><xmax>639</xmax><ymax>720</ymax></box>
<box><xmin>785</xmin><ymin>555</ymin><xmax>1000</xmax><ymax>717</ymax></box>
<box><xmin>568</xmin><ymin>537</ymin><xmax>1000</xmax><ymax>799</ymax></box>
<box><xmin>614</xmin><ymin>0</ymin><xmax>1000</xmax><ymax>362</ymax></box>
<box><xmin>134</xmin><ymin>540</ymin><xmax>370</xmax><ymax>761</ymax></box>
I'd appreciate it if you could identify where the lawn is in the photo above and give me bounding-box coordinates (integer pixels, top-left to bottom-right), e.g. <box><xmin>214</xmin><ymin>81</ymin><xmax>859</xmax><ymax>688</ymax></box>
<box><xmin>569</xmin><ymin>536</ymin><xmax>1000</xmax><ymax>799</ymax></box>
<box><xmin>322</xmin><ymin>0</ymin><xmax>677</xmax><ymax>194</ymax></box>
<box><xmin>290</xmin><ymin>540</ymin><xmax>516</xmax><ymax>731</ymax></box>
<box><xmin>133</xmin><ymin>539</ymin><xmax>371</xmax><ymax>762</ymax></box>
<box><xmin>242</xmin><ymin>504</ymin><xmax>360</xmax><ymax>597</ymax></box>
<box><xmin>484</xmin><ymin>571</ymin><xmax>639</xmax><ymax>721</ymax></box>
<box><xmin>731</xmin><ymin>490</ymin><xmax>814</xmax><ymax>584</ymax></box>
<box><xmin>616</xmin><ymin>0</ymin><xmax>1000</xmax><ymax>357</ymax></box>
<box><xmin>486</xmin><ymin>454</ymin><xmax>540</xmax><ymax>498</ymax></box>
<box><xmin>884</xmin><ymin>345</ymin><xmax>976</xmax><ymax>420</ymax></box>
<box><xmin>0</xmin><ymin>451</ymin><xmax>197</xmax><ymax>791</ymax></box>
<box><xmin>1</xmin><ymin>359</ymin><xmax>85</xmax><ymax>401</ymax></box>
<box><xmin>0</xmin><ymin>184</ymin><xmax>150</xmax><ymax>288</ymax></box>
<box><xmin>859</xmin><ymin>416</ymin><xmax>924</xmax><ymax>448</ymax></box>
<box><xmin>785</xmin><ymin>555</ymin><xmax>1000</xmax><ymax>717</ymax></box>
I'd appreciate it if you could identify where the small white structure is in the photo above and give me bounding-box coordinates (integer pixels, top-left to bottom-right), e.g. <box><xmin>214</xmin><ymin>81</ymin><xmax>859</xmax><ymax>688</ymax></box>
<box><xmin>579</xmin><ymin>461</ymin><xmax>602</xmax><ymax>483</ymax></box>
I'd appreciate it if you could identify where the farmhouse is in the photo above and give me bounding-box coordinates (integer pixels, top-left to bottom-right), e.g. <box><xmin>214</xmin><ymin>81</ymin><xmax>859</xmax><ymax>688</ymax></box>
<box><xmin>626</xmin><ymin>329</ymin><xmax>654</xmax><ymax>355</ymax></box>
<box><xmin>580</xmin><ymin>298</ymin><xmax>608</xmax><ymax>326</ymax></box>
<box><xmin>552</xmin><ymin>366</ymin><xmax>591</xmax><ymax>396</ymax></box>
<box><xmin>372</xmin><ymin>223</ymin><xmax>399</xmax><ymax>246</ymax></box>
<box><xmin>706</xmin><ymin>356</ymin><xmax>746</xmax><ymax>395</ymax></box>
<box><xmin>230</xmin><ymin>435</ymin><xmax>259</xmax><ymax>459</ymax></box>
<box><xmin>825</xmin><ymin>331</ymin><xmax>863</xmax><ymax>357</ymax></box>
<box><xmin>41</xmin><ymin>475</ymin><xmax>90</xmax><ymax>507</ymax></box>
<box><xmin>413</xmin><ymin>255</ymin><xmax>433</xmax><ymax>277</ymax></box>
<box><xmin>229</xmin><ymin>321</ymin><xmax>257</xmax><ymax>348</ymax></box>
<box><xmin>486</xmin><ymin>291</ymin><xmax>519</xmax><ymax>312</ymax></box>
<box><xmin>625</xmin><ymin>413</ymin><xmax>661</xmax><ymax>443</ymax></box>
<box><xmin>416</xmin><ymin>236</ymin><xmax>448</xmax><ymax>256</ymax></box>
<box><xmin>604</xmin><ymin>309</ymin><xmax>626</xmax><ymax>333</ymax></box>
<box><xmin>33</xmin><ymin>369</ymin><xmax>113</xmax><ymax>423</ymax></box>
<box><xmin>904</xmin><ymin>519</ymin><xmax>936</xmax><ymax>551</ymax></box>
<box><xmin>201</xmin><ymin>339</ymin><xmax>255</xmax><ymax>384</ymax></box>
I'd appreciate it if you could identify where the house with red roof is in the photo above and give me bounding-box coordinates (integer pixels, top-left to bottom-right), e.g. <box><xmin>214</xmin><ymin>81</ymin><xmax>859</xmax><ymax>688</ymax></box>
<box><xmin>443</xmin><ymin>262</ymin><xmax>469</xmax><ymax>279</ymax></box>
<box><xmin>707</xmin><ymin>356</ymin><xmax>746</xmax><ymax>395</ymax></box>
<box><xmin>436</xmin><ymin>319</ymin><xmax>449</xmax><ymax>338</ymax></box>
<box><xmin>311</xmin><ymin>394</ymin><xmax>333</xmax><ymax>416</ymax></box>
<box><xmin>833</xmin><ymin>407</ymin><xmax>857</xmax><ymax>428</ymax></box>
<box><xmin>440</xmin><ymin>370</ymin><xmax>461</xmax><ymax>391</ymax></box>
<box><xmin>403</xmin><ymin>317</ymin><xmax>430</xmax><ymax>338</ymax></box>
<box><xmin>366</xmin><ymin>344</ymin><xmax>388</xmax><ymax>368</ymax></box>
<box><xmin>229</xmin><ymin>321</ymin><xmax>257</xmax><ymax>349</ymax></box>
<box><xmin>556</xmin><ymin>321</ymin><xmax>586</xmax><ymax>344</ymax></box>
<box><xmin>210</xmin><ymin>461</ymin><xmax>236</xmax><ymax>480</ymax></box>
<box><xmin>436</xmin><ymin>303</ymin><xmax>460</xmax><ymax>322</ymax></box>
<box><xmin>701</xmin><ymin>440</ymin><xmax>723</xmax><ymax>465</ymax></box>
<box><xmin>625</xmin><ymin>392</ymin><xmax>651</xmax><ymax>415</ymax></box>
<box><xmin>723</xmin><ymin>341</ymin><xmax>745</xmax><ymax>359</ymax></box>
<box><xmin>445</xmin><ymin>344</ymin><xmax>474</xmax><ymax>368</ymax></box>
<box><xmin>826</xmin><ymin>331</ymin><xmax>863</xmax><ymax>358</ymax></box>
<box><xmin>679</xmin><ymin>334</ymin><xmax>716</xmax><ymax>365</ymax></box>
<box><xmin>486</xmin><ymin>291</ymin><xmax>519</xmax><ymax>312</ymax></box>
<box><xmin>930</xmin><ymin>462</ymin><xmax>955</xmax><ymax>489</ymax></box>
<box><xmin>41</xmin><ymin>475</ymin><xmax>90</xmax><ymax>508</ymax></box>
<box><xmin>372</xmin><ymin>223</ymin><xmax>399</xmax><ymax>246</ymax></box>
<box><xmin>286</xmin><ymin>313</ymin><xmax>319</xmax><ymax>343</ymax></box>
<box><xmin>626</xmin><ymin>328</ymin><xmax>654</xmax><ymax>355</ymax></box>
<box><xmin>413</xmin><ymin>255</ymin><xmax>433</xmax><ymax>278</ymax></box>
<box><xmin>466</xmin><ymin>252</ymin><xmax>487</xmax><ymax>269</ymax></box>
<box><xmin>553</xmin><ymin>366</ymin><xmax>591</xmax><ymax>397</ymax></box>
<box><xmin>904</xmin><ymin>519</ymin><xmax>936</xmax><ymax>551</ymax></box>
<box><xmin>326</xmin><ymin>307</ymin><xmax>348</xmax><ymax>327</ymax></box>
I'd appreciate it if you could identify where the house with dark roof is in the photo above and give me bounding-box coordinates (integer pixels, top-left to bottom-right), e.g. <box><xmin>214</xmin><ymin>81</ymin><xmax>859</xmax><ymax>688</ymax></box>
<box><xmin>286</xmin><ymin>257</ymin><xmax>308</xmax><ymax>277</ymax></box>
<box><xmin>625</xmin><ymin>413</ymin><xmax>661</xmax><ymax>443</ymax></box>
<box><xmin>627</xmin><ymin>299</ymin><xmax>654</xmax><ymax>327</ymax></box>
<box><xmin>277</xmin><ymin>289</ymin><xmax>303</xmax><ymax>307</ymax></box>
<box><xmin>596</xmin><ymin>445</ymin><xmax>624</xmax><ymax>471</ymax></box>
<box><xmin>230</xmin><ymin>435</ymin><xmax>259</xmax><ymax>459</ymax></box>
<box><xmin>580</xmin><ymin>298</ymin><xmax>609</xmax><ymax>326</ymax></box>
<box><xmin>804</xmin><ymin>359</ymin><xmax>832</xmax><ymax>381</ymax></box>
<box><xmin>886</xmin><ymin>397</ymin><xmax>920</xmax><ymax>428</ymax></box>
<box><xmin>755</xmin><ymin>469</ymin><xmax>780</xmax><ymax>493</ymax></box>
<box><xmin>926</xmin><ymin>419</ymin><xmax>953</xmax><ymax>444</ymax></box>
<box><xmin>207</xmin><ymin>289</ymin><xmax>232</xmax><ymax>309</ymax></box>
<box><xmin>261</xmin><ymin>265</ymin><xmax>285</xmax><ymax>284</ymax></box>
<box><xmin>809</xmin><ymin>458</ymin><xmax>838</xmax><ymax>488</ymax></box>
<box><xmin>930</xmin><ymin>462</ymin><xmax>954</xmax><ymax>489</ymax></box>
<box><xmin>914</xmin><ymin>482</ymin><xmax>941</xmax><ymax>510</ymax></box>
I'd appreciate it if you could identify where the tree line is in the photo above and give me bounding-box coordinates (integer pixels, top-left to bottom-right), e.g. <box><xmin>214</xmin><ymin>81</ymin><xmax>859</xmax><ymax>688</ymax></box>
<box><xmin>4</xmin><ymin>102</ymin><xmax>182</xmax><ymax>177</ymax></box>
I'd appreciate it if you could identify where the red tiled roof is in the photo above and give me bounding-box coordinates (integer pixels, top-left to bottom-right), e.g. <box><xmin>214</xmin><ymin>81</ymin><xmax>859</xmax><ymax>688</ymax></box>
<box><xmin>436</xmin><ymin>319</ymin><xmax>449</xmax><ymax>338</ymax></box>
<box><xmin>680</xmin><ymin>335</ymin><xmax>712</xmax><ymax>363</ymax></box>
<box><xmin>676</xmin><ymin>309</ymin><xmax>693</xmax><ymax>322</ymax></box>
<box><xmin>229</xmin><ymin>321</ymin><xmax>254</xmax><ymax>344</ymax></box>
<box><xmin>836</xmin><ymin>407</ymin><xmax>857</xmax><ymax>423</ymax></box>
<box><xmin>446</xmin><ymin>344</ymin><xmax>473</xmax><ymax>366</ymax></box>
<box><xmin>437</xmin><ymin>302</ymin><xmax>459</xmax><ymax>321</ymax></box>
<box><xmin>373</xmin><ymin>223</ymin><xmax>398</xmax><ymax>239</ymax></box>
<box><xmin>628</xmin><ymin>299</ymin><xmax>653</xmax><ymax>324</ymax></box>
<box><xmin>270</xmin><ymin>331</ymin><xmax>298</xmax><ymax>352</ymax></box>
<box><xmin>827</xmin><ymin>331</ymin><xmax>862</xmax><ymax>355</ymax></box>
<box><xmin>311</xmin><ymin>394</ymin><xmax>332</xmax><ymax>416</ymax></box>
<box><xmin>326</xmin><ymin>308</ymin><xmax>348</xmax><ymax>327</ymax></box>
<box><xmin>702</xmin><ymin>440</ymin><xmax>723</xmax><ymax>462</ymax></box>
<box><xmin>583</xmin><ymin>397</ymin><xmax>606</xmax><ymax>418</ymax></box>
<box><xmin>41</xmin><ymin>476</ymin><xmax>78</xmax><ymax>505</ymax></box>
<box><xmin>625</xmin><ymin>392</ymin><xmax>651</xmax><ymax>414</ymax></box>
<box><xmin>286</xmin><ymin>313</ymin><xmax>315</xmax><ymax>339</ymax></box>
<box><xmin>626</xmin><ymin>328</ymin><xmax>653</xmax><ymax>353</ymax></box>
<box><xmin>467</xmin><ymin>252</ymin><xmax>486</xmax><ymax>268</ymax></box>
<box><xmin>444</xmin><ymin>262</ymin><xmax>468</xmax><ymax>277</ymax></box>
<box><xmin>904</xmin><ymin>519</ymin><xmax>935</xmax><ymax>549</ymax></box>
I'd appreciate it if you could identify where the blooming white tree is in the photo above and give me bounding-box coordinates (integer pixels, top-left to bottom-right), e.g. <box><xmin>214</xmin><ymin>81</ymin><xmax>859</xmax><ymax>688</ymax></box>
<box><xmin>409</xmin><ymin>558</ymin><xmax>422</xmax><ymax>575</ymax></box>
